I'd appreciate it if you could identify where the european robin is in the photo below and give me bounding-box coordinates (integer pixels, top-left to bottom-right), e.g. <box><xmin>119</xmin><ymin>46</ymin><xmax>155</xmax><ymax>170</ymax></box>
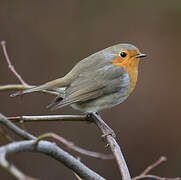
<box><xmin>11</xmin><ymin>43</ymin><xmax>147</xmax><ymax>113</ymax></box>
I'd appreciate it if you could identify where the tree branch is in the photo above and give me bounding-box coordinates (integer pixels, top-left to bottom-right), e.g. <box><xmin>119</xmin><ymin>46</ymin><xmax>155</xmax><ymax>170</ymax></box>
<box><xmin>6</xmin><ymin>114</ymin><xmax>181</xmax><ymax>180</ymax></box>
<box><xmin>1</xmin><ymin>113</ymin><xmax>113</xmax><ymax>160</ymax></box>
<box><xmin>140</xmin><ymin>156</ymin><xmax>167</xmax><ymax>176</ymax></box>
<box><xmin>0</xmin><ymin>113</ymin><xmax>36</xmax><ymax>140</ymax></box>
<box><xmin>0</xmin><ymin>113</ymin><xmax>106</xmax><ymax>179</ymax></box>
<box><xmin>0</xmin><ymin>41</ymin><xmax>29</xmax><ymax>86</ymax></box>
<box><xmin>35</xmin><ymin>132</ymin><xmax>113</xmax><ymax>160</ymax></box>
<box><xmin>90</xmin><ymin>113</ymin><xmax>131</xmax><ymax>180</ymax></box>
<box><xmin>3</xmin><ymin>112</ymin><xmax>131</xmax><ymax>179</ymax></box>
<box><xmin>7</xmin><ymin>113</ymin><xmax>131</xmax><ymax>179</ymax></box>
<box><xmin>8</xmin><ymin>115</ymin><xmax>88</xmax><ymax>123</ymax></box>
<box><xmin>132</xmin><ymin>156</ymin><xmax>180</xmax><ymax>180</ymax></box>
<box><xmin>0</xmin><ymin>140</ymin><xmax>105</xmax><ymax>180</ymax></box>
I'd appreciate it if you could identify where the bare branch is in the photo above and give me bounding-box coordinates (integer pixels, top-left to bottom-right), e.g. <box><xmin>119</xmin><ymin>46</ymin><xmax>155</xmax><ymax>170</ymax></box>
<box><xmin>0</xmin><ymin>84</ymin><xmax>32</xmax><ymax>91</ymax></box>
<box><xmin>8</xmin><ymin>114</ymin><xmax>88</xmax><ymax>123</ymax></box>
<box><xmin>35</xmin><ymin>132</ymin><xmax>113</xmax><ymax>160</ymax></box>
<box><xmin>7</xmin><ymin>113</ymin><xmax>131</xmax><ymax>179</ymax></box>
<box><xmin>89</xmin><ymin>113</ymin><xmax>131</xmax><ymax>180</ymax></box>
<box><xmin>0</xmin><ymin>113</ymin><xmax>105</xmax><ymax>179</ymax></box>
<box><xmin>0</xmin><ymin>113</ymin><xmax>36</xmax><ymax>140</ymax></box>
<box><xmin>2</xmin><ymin>114</ymin><xmax>112</xmax><ymax>159</ymax></box>
<box><xmin>140</xmin><ymin>156</ymin><xmax>167</xmax><ymax>176</ymax></box>
<box><xmin>0</xmin><ymin>149</ymin><xmax>37</xmax><ymax>180</ymax></box>
<box><xmin>74</xmin><ymin>174</ymin><xmax>83</xmax><ymax>180</ymax></box>
<box><xmin>133</xmin><ymin>174</ymin><xmax>180</xmax><ymax>180</ymax></box>
<box><xmin>132</xmin><ymin>156</ymin><xmax>180</xmax><ymax>180</ymax></box>
<box><xmin>0</xmin><ymin>140</ymin><xmax>105</xmax><ymax>180</ymax></box>
<box><xmin>73</xmin><ymin>171</ymin><xmax>83</xmax><ymax>180</ymax></box>
<box><xmin>0</xmin><ymin>127</ymin><xmax>14</xmax><ymax>142</ymax></box>
<box><xmin>0</xmin><ymin>41</ymin><xmax>29</xmax><ymax>86</ymax></box>
<box><xmin>7</xmin><ymin>114</ymin><xmax>179</xmax><ymax>180</ymax></box>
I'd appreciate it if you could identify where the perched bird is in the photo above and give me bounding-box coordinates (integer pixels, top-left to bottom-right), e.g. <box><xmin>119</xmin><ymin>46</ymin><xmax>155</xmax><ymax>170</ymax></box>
<box><xmin>11</xmin><ymin>43</ymin><xmax>147</xmax><ymax>113</ymax></box>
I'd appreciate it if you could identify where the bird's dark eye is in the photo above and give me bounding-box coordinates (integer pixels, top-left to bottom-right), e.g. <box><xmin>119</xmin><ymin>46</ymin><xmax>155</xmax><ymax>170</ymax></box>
<box><xmin>120</xmin><ymin>52</ymin><xmax>127</xmax><ymax>58</ymax></box>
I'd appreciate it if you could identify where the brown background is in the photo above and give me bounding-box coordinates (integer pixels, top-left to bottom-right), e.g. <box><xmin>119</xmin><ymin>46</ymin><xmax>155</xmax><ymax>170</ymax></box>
<box><xmin>0</xmin><ymin>0</ymin><xmax>181</xmax><ymax>179</ymax></box>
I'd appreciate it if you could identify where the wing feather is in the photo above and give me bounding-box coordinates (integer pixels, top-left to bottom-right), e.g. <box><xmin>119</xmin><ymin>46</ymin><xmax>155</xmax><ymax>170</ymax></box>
<box><xmin>50</xmin><ymin>65</ymin><xmax>127</xmax><ymax>110</ymax></box>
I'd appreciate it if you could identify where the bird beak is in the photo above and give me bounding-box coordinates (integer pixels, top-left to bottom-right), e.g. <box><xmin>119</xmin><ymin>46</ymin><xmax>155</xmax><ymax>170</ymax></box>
<box><xmin>134</xmin><ymin>53</ymin><xmax>147</xmax><ymax>58</ymax></box>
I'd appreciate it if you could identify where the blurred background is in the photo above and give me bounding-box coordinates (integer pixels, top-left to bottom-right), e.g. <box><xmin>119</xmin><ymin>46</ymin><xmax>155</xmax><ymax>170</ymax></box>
<box><xmin>0</xmin><ymin>0</ymin><xmax>181</xmax><ymax>179</ymax></box>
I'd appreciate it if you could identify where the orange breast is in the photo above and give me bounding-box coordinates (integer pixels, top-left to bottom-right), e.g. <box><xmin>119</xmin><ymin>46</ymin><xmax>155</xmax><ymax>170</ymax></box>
<box><xmin>109</xmin><ymin>53</ymin><xmax>140</xmax><ymax>96</ymax></box>
<box><xmin>121</xmin><ymin>61</ymin><xmax>139</xmax><ymax>95</ymax></box>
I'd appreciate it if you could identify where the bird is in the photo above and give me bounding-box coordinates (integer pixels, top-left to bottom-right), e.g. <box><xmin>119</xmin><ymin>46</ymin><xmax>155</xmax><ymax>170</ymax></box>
<box><xmin>11</xmin><ymin>43</ymin><xmax>147</xmax><ymax>113</ymax></box>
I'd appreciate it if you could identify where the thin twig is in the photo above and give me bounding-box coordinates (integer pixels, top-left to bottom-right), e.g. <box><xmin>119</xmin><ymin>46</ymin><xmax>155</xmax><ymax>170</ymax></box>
<box><xmin>8</xmin><ymin>115</ymin><xmax>88</xmax><ymax>123</ymax></box>
<box><xmin>0</xmin><ymin>113</ymin><xmax>36</xmax><ymax>140</ymax></box>
<box><xmin>140</xmin><ymin>156</ymin><xmax>167</xmax><ymax>176</ymax></box>
<box><xmin>0</xmin><ymin>41</ymin><xmax>29</xmax><ymax>86</ymax></box>
<box><xmin>132</xmin><ymin>156</ymin><xmax>180</xmax><ymax>180</ymax></box>
<box><xmin>73</xmin><ymin>172</ymin><xmax>83</xmax><ymax>180</ymax></box>
<box><xmin>35</xmin><ymin>132</ymin><xmax>113</xmax><ymax>160</ymax></box>
<box><xmin>0</xmin><ymin>140</ymin><xmax>105</xmax><ymax>180</ymax></box>
<box><xmin>0</xmin><ymin>150</ymin><xmax>38</xmax><ymax>180</ymax></box>
<box><xmin>0</xmin><ymin>127</ymin><xmax>14</xmax><ymax>143</ymax></box>
<box><xmin>133</xmin><ymin>174</ymin><xmax>180</xmax><ymax>180</ymax></box>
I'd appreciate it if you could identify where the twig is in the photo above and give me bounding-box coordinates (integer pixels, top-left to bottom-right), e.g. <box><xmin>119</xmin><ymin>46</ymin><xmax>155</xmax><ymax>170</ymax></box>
<box><xmin>0</xmin><ymin>113</ymin><xmax>36</xmax><ymax>140</ymax></box>
<box><xmin>0</xmin><ymin>41</ymin><xmax>29</xmax><ymax>86</ymax></box>
<box><xmin>73</xmin><ymin>172</ymin><xmax>83</xmax><ymax>180</ymax></box>
<box><xmin>133</xmin><ymin>174</ymin><xmax>180</xmax><ymax>180</ymax></box>
<box><xmin>90</xmin><ymin>113</ymin><xmax>131</xmax><ymax>180</ymax></box>
<box><xmin>0</xmin><ymin>149</ymin><xmax>37</xmax><ymax>180</ymax></box>
<box><xmin>8</xmin><ymin>115</ymin><xmax>88</xmax><ymax>123</ymax></box>
<box><xmin>35</xmin><ymin>132</ymin><xmax>113</xmax><ymax>160</ymax></box>
<box><xmin>140</xmin><ymin>156</ymin><xmax>167</xmax><ymax>176</ymax></box>
<box><xmin>132</xmin><ymin>156</ymin><xmax>180</xmax><ymax>180</ymax></box>
<box><xmin>0</xmin><ymin>140</ymin><xmax>105</xmax><ymax>180</ymax></box>
<box><xmin>0</xmin><ymin>127</ymin><xmax>14</xmax><ymax>143</ymax></box>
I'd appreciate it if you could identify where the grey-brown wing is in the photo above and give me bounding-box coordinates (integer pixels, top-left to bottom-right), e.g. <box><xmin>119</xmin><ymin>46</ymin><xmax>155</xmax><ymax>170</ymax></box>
<box><xmin>50</xmin><ymin>65</ymin><xmax>128</xmax><ymax>110</ymax></box>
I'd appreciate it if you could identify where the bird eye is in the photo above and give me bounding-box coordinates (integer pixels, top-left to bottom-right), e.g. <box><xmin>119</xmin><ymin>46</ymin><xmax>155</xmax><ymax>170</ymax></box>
<box><xmin>120</xmin><ymin>52</ymin><xmax>127</xmax><ymax>58</ymax></box>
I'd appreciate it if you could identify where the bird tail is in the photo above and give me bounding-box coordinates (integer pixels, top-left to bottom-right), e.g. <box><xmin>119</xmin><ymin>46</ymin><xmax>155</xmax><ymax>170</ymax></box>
<box><xmin>10</xmin><ymin>77</ymin><xmax>68</xmax><ymax>97</ymax></box>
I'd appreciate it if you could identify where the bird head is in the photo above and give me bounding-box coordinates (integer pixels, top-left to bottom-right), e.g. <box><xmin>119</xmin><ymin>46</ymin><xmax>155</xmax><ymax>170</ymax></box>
<box><xmin>108</xmin><ymin>43</ymin><xmax>147</xmax><ymax>67</ymax></box>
